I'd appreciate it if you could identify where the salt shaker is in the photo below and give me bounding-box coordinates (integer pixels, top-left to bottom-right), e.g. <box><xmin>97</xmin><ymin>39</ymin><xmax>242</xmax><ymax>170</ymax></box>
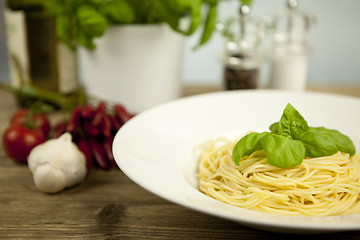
<box><xmin>268</xmin><ymin>0</ymin><xmax>314</xmax><ymax>91</ymax></box>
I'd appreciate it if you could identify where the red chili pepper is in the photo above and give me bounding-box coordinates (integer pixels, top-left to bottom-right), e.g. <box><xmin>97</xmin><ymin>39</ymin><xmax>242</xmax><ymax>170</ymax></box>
<box><xmin>89</xmin><ymin>139</ymin><xmax>110</xmax><ymax>170</ymax></box>
<box><xmin>53</xmin><ymin>122</ymin><xmax>67</xmax><ymax>139</ymax></box>
<box><xmin>92</xmin><ymin>102</ymin><xmax>106</xmax><ymax>126</ymax></box>
<box><xmin>108</xmin><ymin>115</ymin><xmax>122</xmax><ymax>132</ymax></box>
<box><xmin>83</xmin><ymin>120</ymin><xmax>99</xmax><ymax>137</ymax></box>
<box><xmin>76</xmin><ymin>139</ymin><xmax>93</xmax><ymax>174</ymax></box>
<box><xmin>66</xmin><ymin>105</ymin><xmax>82</xmax><ymax>132</ymax></box>
<box><xmin>81</xmin><ymin>104</ymin><xmax>95</xmax><ymax>119</ymax></box>
<box><xmin>103</xmin><ymin>137</ymin><xmax>118</xmax><ymax>168</ymax></box>
<box><xmin>100</xmin><ymin>114</ymin><xmax>112</xmax><ymax>137</ymax></box>
<box><xmin>114</xmin><ymin>104</ymin><xmax>133</xmax><ymax>124</ymax></box>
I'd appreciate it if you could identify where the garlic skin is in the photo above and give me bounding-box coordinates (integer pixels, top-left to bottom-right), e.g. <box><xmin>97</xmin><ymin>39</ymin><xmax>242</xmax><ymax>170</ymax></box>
<box><xmin>28</xmin><ymin>132</ymin><xmax>87</xmax><ymax>193</ymax></box>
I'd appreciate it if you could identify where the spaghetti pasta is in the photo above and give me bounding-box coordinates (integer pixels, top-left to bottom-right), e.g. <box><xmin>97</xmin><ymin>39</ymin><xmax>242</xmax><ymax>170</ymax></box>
<box><xmin>196</xmin><ymin>137</ymin><xmax>360</xmax><ymax>216</ymax></box>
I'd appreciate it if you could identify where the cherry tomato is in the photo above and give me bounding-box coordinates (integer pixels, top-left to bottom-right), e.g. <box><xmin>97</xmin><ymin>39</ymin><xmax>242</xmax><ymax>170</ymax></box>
<box><xmin>10</xmin><ymin>109</ymin><xmax>50</xmax><ymax>137</ymax></box>
<box><xmin>2</xmin><ymin>124</ymin><xmax>46</xmax><ymax>164</ymax></box>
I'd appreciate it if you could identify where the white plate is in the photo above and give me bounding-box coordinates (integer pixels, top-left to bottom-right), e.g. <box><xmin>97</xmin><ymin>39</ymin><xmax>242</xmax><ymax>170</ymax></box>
<box><xmin>113</xmin><ymin>90</ymin><xmax>360</xmax><ymax>234</ymax></box>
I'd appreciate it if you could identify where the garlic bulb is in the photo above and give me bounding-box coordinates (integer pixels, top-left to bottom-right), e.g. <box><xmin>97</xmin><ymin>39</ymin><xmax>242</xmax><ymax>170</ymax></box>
<box><xmin>28</xmin><ymin>132</ymin><xmax>87</xmax><ymax>193</ymax></box>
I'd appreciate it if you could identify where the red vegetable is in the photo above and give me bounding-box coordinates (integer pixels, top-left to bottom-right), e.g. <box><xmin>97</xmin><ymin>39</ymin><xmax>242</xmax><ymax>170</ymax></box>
<box><xmin>53</xmin><ymin>122</ymin><xmax>66</xmax><ymax>138</ymax></box>
<box><xmin>11</xmin><ymin>109</ymin><xmax>50</xmax><ymax>137</ymax></box>
<box><xmin>83</xmin><ymin>120</ymin><xmax>99</xmax><ymax>137</ymax></box>
<box><xmin>103</xmin><ymin>137</ymin><xmax>118</xmax><ymax>168</ymax></box>
<box><xmin>76</xmin><ymin>139</ymin><xmax>93</xmax><ymax>173</ymax></box>
<box><xmin>66</xmin><ymin>105</ymin><xmax>82</xmax><ymax>132</ymax></box>
<box><xmin>80</xmin><ymin>104</ymin><xmax>95</xmax><ymax>118</ymax></box>
<box><xmin>2</xmin><ymin>124</ymin><xmax>46</xmax><ymax>164</ymax></box>
<box><xmin>100</xmin><ymin>114</ymin><xmax>112</xmax><ymax>137</ymax></box>
<box><xmin>40</xmin><ymin>102</ymin><xmax>133</xmax><ymax>171</ymax></box>
<box><xmin>114</xmin><ymin>104</ymin><xmax>133</xmax><ymax>124</ymax></box>
<box><xmin>89</xmin><ymin>139</ymin><xmax>110</xmax><ymax>170</ymax></box>
<box><xmin>92</xmin><ymin>102</ymin><xmax>106</xmax><ymax>126</ymax></box>
<box><xmin>109</xmin><ymin>115</ymin><xmax>122</xmax><ymax>132</ymax></box>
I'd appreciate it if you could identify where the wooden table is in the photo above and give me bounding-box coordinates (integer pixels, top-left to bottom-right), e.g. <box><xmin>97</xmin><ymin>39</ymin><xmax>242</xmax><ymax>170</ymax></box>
<box><xmin>1</xmin><ymin>86</ymin><xmax>360</xmax><ymax>239</ymax></box>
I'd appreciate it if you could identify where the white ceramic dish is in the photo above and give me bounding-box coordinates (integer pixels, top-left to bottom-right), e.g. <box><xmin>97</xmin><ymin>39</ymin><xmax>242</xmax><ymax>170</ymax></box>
<box><xmin>113</xmin><ymin>90</ymin><xmax>360</xmax><ymax>234</ymax></box>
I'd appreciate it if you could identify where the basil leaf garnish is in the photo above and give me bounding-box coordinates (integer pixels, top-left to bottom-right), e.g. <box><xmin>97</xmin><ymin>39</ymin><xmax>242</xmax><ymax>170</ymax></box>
<box><xmin>279</xmin><ymin>103</ymin><xmax>309</xmax><ymax>139</ymax></box>
<box><xmin>260</xmin><ymin>133</ymin><xmax>305</xmax><ymax>168</ymax></box>
<box><xmin>269</xmin><ymin>122</ymin><xmax>279</xmax><ymax>134</ymax></box>
<box><xmin>300</xmin><ymin>127</ymin><xmax>356</xmax><ymax>157</ymax></box>
<box><xmin>232</xmin><ymin>132</ymin><xmax>269</xmax><ymax>165</ymax></box>
<box><xmin>232</xmin><ymin>103</ymin><xmax>356</xmax><ymax>168</ymax></box>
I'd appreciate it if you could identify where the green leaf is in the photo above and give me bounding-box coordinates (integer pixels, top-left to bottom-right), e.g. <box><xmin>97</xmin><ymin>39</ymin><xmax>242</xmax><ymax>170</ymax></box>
<box><xmin>279</xmin><ymin>103</ymin><xmax>309</xmax><ymax>139</ymax></box>
<box><xmin>261</xmin><ymin>133</ymin><xmax>305</xmax><ymax>169</ymax></box>
<box><xmin>55</xmin><ymin>15</ymin><xmax>73</xmax><ymax>49</ymax></box>
<box><xmin>88</xmin><ymin>0</ymin><xmax>104</xmax><ymax>5</ymax></box>
<box><xmin>149</xmin><ymin>0</ymin><xmax>182</xmax><ymax>27</ymax></box>
<box><xmin>77</xmin><ymin>5</ymin><xmax>108</xmax><ymax>37</ymax></box>
<box><xmin>76</xmin><ymin>31</ymin><xmax>96</xmax><ymax>50</ymax></box>
<box><xmin>239</xmin><ymin>0</ymin><xmax>253</xmax><ymax>6</ymax></box>
<box><xmin>232</xmin><ymin>132</ymin><xmax>269</xmax><ymax>165</ymax></box>
<box><xmin>193</xmin><ymin>3</ymin><xmax>217</xmax><ymax>50</ymax></box>
<box><xmin>269</xmin><ymin>122</ymin><xmax>279</xmax><ymax>134</ymax></box>
<box><xmin>203</xmin><ymin>0</ymin><xmax>219</xmax><ymax>5</ymax></box>
<box><xmin>50</xmin><ymin>0</ymin><xmax>217</xmax><ymax>50</ymax></box>
<box><xmin>300</xmin><ymin>127</ymin><xmax>356</xmax><ymax>157</ymax></box>
<box><xmin>231</xmin><ymin>103</ymin><xmax>356</xmax><ymax>169</ymax></box>
<box><xmin>99</xmin><ymin>0</ymin><xmax>135</xmax><ymax>24</ymax></box>
<box><xmin>162</xmin><ymin>0</ymin><xmax>202</xmax><ymax>36</ymax></box>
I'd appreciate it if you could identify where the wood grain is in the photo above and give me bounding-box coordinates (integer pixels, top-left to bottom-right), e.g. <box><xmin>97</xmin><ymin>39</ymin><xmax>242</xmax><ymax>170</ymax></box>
<box><xmin>1</xmin><ymin>87</ymin><xmax>360</xmax><ymax>239</ymax></box>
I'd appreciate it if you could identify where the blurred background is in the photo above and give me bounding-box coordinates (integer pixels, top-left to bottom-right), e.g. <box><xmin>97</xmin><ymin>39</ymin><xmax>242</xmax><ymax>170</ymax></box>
<box><xmin>1</xmin><ymin>0</ymin><xmax>359</xmax><ymax>87</ymax></box>
<box><xmin>183</xmin><ymin>0</ymin><xmax>360</xmax><ymax>87</ymax></box>
<box><xmin>0</xmin><ymin>0</ymin><xmax>360</xmax><ymax>111</ymax></box>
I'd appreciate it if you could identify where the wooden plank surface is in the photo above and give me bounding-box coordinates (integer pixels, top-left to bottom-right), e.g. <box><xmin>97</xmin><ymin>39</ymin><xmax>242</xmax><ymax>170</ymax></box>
<box><xmin>1</xmin><ymin>86</ymin><xmax>360</xmax><ymax>239</ymax></box>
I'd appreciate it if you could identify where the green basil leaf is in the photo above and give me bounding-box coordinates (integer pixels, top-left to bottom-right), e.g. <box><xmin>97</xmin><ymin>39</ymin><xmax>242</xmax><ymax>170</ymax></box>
<box><xmin>239</xmin><ymin>0</ymin><xmax>253</xmax><ymax>6</ymax></box>
<box><xmin>55</xmin><ymin>15</ymin><xmax>72</xmax><ymax>49</ymax></box>
<box><xmin>150</xmin><ymin>0</ymin><xmax>183</xmax><ymax>28</ymax></box>
<box><xmin>193</xmin><ymin>3</ymin><xmax>217</xmax><ymax>49</ymax></box>
<box><xmin>77</xmin><ymin>5</ymin><xmax>108</xmax><ymax>37</ymax></box>
<box><xmin>88</xmin><ymin>0</ymin><xmax>104</xmax><ymax>5</ymax></box>
<box><xmin>232</xmin><ymin>132</ymin><xmax>269</xmax><ymax>165</ymax></box>
<box><xmin>162</xmin><ymin>0</ymin><xmax>202</xmax><ymax>36</ymax></box>
<box><xmin>51</xmin><ymin>0</ymin><xmax>214</xmax><ymax>50</ymax></box>
<box><xmin>300</xmin><ymin>127</ymin><xmax>356</xmax><ymax>157</ymax></box>
<box><xmin>203</xmin><ymin>0</ymin><xmax>219</xmax><ymax>5</ymax></box>
<box><xmin>269</xmin><ymin>122</ymin><xmax>279</xmax><ymax>134</ymax></box>
<box><xmin>260</xmin><ymin>133</ymin><xmax>305</xmax><ymax>168</ymax></box>
<box><xmin>330</xmin><ymin>131</ymin><xmax>356</xmax><ymax>156</ymax></box>
<box><xmin>76</xmin><ymin>30</ymin><xmax>96</xmax><ymax>50</ymax></box>
<box><xmin>99</xmin><ymin>0</ymin><xmax>135</xmax><ymax>24</ymax></box>
<box><xmin>279</xmin><ymin>103</ymin><xmax>309</xmax><ymax>139</ymax></box>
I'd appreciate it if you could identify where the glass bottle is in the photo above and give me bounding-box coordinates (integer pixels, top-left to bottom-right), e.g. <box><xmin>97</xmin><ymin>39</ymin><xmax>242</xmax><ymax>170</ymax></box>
<box><xmin>219</xmin><ymin>5</ymin><xmax>264</xmax><ymax>90</ymax></box>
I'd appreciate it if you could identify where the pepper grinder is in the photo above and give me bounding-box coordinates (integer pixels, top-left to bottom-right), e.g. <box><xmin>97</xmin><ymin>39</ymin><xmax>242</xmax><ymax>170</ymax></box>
<box><xmin>268</xmin><ymin>0</ymin><xmax>314</xmax><ymax>91</ymax></box>
<box><xmin>218</xmin><ymin>4</ymin><xmax>264</xmax><ymax>90</ymax></box>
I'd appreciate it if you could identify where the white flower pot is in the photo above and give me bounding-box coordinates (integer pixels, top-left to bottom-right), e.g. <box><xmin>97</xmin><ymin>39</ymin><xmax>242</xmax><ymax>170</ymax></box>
<box><xmin>78</xmin><ymin>24</ymin><xmax>185</xmax><ymax>113</ymax></box>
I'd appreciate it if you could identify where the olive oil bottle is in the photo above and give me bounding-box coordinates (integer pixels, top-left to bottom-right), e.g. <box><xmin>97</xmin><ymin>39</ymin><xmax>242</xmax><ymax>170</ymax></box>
<box><xmin>5</xmin><ymin>0</ymin><xmax>79</xmax><ymax>107</ymax></box>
